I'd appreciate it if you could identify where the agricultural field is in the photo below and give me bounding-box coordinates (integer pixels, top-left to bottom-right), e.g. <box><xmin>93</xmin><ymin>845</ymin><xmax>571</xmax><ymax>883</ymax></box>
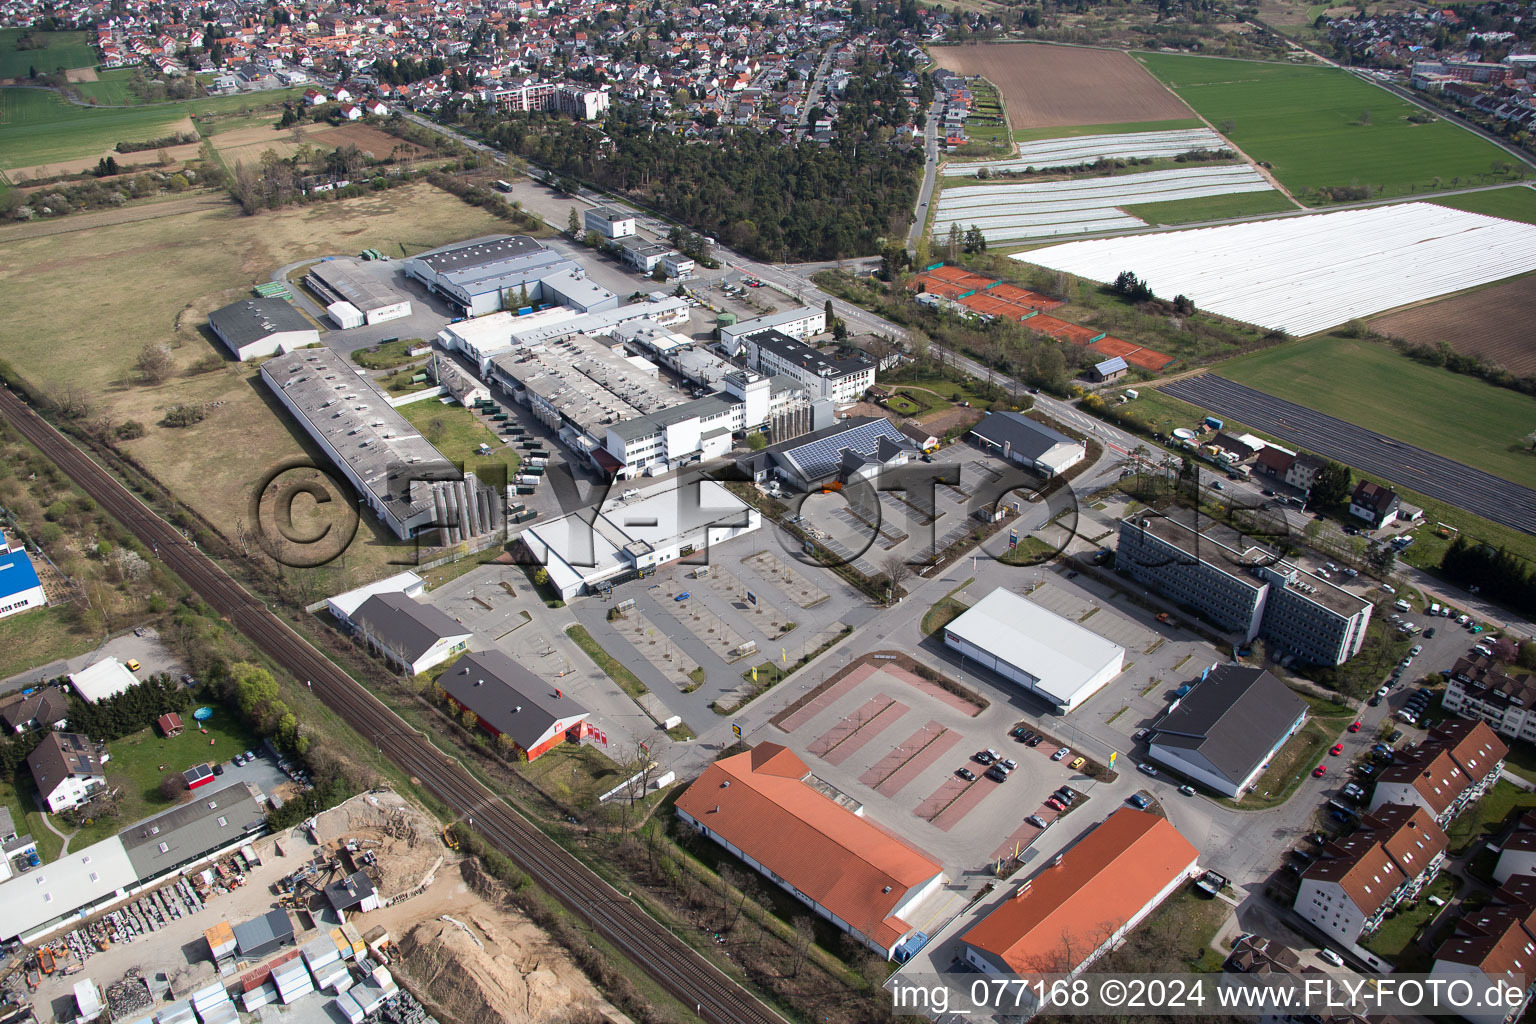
<box><xmin>1135</xmin><ymin>53</ymin><xmax>1528</xmax><ymax>201</ymax></box>
<box><xmin>0</xmin><ymin>28</ymin><xmax>97</xmax><ymax>78</ymax></box>
<box><xmin>932</xmin><ymin>44</ymin><xmax>1194</xmax><ymax>130</ymax></box>
<box><xmin>1012</xmin><ymin>118</ymin><xmax>1204</xmax><ymax>143</ymax></box>
<box><xmin>210</xmin><ymin>122</ymin><xmax>426</xmax><ymax>171</ymax></box>
<box><xmin>1120</xmin><ymin>188</ymin><xmax>1299</xmax><ymax>226</ymax></box>
<box><xmin>944</xmin><ymin>127</ymin><xmax>1230</xmax><ymax>177</ymax></box>
<box><xmin>1215</xmin><ymin>336</ymin><xmax>1536</xmax><ymax>486</ymax></box>
<box><xmin>67</xmin><ymin>68</ymin><xmax>142</xmax><ymax>105</ymax></box>
<box><xmin>0</xmin><ymin>182</ymin><xmax>510</xmax><ymax>586</ymax></box>
<box><xmin>1019</xmin><ymin>203</ymin><xmax>1536</xmax><ymax>336</ymax></box>
<box><xmin>1429</xmin><ymin>185</ymin><xmax>1536</xmax><ymax>225</ymax></box>
<box><xmin>1370</xmin><ymin>274</ymin><xmax>1536</xmax><ymax>376</ymax></box>
<box><xmin>935</xmin><ymin>165</ymin><xmax>1275</xmax><ymax>245</ymax></box>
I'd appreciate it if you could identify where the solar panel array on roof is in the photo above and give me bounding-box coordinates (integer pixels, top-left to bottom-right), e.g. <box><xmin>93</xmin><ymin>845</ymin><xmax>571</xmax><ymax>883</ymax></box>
<box><xmin>778</xmin><ymin>418</ymin><xmax>915</xmax><ymax>484</ymax></box>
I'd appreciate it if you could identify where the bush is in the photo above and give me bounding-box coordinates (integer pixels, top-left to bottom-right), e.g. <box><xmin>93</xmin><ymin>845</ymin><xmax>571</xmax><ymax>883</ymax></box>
<box><xmin>159</xmin><ymin>772</ymin><xmax>189</xmax><ymax>801</ymax></box>
<box><xmin>161</xmin><ymin>404</ymin><xmax>205</xmax><ymax>428</ymax></box>
<box><xmin>114</xmin><ymin>420</ymin><xmax>146</xmax><ymax>440</ymax></box>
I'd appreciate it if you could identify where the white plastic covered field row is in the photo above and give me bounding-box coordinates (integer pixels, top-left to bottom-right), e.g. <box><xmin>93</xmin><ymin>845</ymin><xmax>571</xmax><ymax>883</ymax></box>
<box><xmin>931</xmin><ymin>166</ymin><xmax>1275</xmax><ymax>243</ymax></box>
<box><xmin>1015</xmin><ymin>203</ymin><xmax>1536</xmax><ymax>337</ymax></box>
<box><xmin>943</xmin><ymin>128</ymin><xmax>1229</xmax><ymax>178</ymax></box>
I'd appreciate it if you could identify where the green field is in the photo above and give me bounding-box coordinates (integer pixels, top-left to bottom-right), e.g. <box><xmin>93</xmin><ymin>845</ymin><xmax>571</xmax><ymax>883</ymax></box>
<box><xmin>69</xmin><ymin>68</ymin><xmax>142</xmax><ymax>105</ymax></box>
<box><xmin>1216</xmin><ymin>337</ymin><xmax>1536</xmax><ymax>487</ymax></box>
<box><xmin>1135</xmin><ymin>53</ymin><xmax>1528</xmax><ymax>201</ymax></box>
<box><xmin>0</xmin><ymin>29</ymin><xmax>97</xmax><ymax>78</ymax></box>
<box><xmin>1122</xmin><ymin>188</ymin><xmax>1299</xmax><ymax>225</ymax></box>
<box><xmin>1012</xmin><ymin>118</ymin><xmax>1205</xmax><ymax>143</ymax></box>
<box><xmin>0</xmin><ymin>605</ymin><xmax>96</xmax><ymax>680</ymax></box>
<box><xmin>1430</xmin><ymin>185</ymin><xmax>1536</xmax><ymax>224</ymax></box>
<box><xmin>0</xmin><ymin>86</ymin><xmax>306</xmax><ymax>169</ymax></box>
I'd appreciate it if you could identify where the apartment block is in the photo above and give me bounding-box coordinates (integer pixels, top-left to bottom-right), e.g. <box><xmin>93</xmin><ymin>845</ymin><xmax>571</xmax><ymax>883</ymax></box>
<box><xmin>1368</xmin><ymin>720</ymin><xmax>1507</xmax><ymax>828</ymax></box>
<box><xmin>1442</xmin><ymin>653</ymin><xmax>1536</xmax><ymax>745</ymax></box>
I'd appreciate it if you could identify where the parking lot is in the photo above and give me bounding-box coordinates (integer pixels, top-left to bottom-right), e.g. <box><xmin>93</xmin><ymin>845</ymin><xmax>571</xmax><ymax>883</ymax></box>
<box><xmin>1</xmin><ymin>627</ymin><xmax>185</xmax><ymax>695</ymax></box>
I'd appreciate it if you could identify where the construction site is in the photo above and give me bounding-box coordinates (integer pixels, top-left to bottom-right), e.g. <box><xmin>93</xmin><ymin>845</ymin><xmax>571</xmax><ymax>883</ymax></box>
<box><xmin>10</xmin><ymin>792</ymin><xmax>616</xmax><ymax>1024</ymax></box>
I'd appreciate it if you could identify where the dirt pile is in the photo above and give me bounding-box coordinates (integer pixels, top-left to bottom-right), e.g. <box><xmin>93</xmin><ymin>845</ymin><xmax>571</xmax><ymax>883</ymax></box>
<box><xmin>396</xmin><ymin>909</ymin><xmax>609</xmax><ymax>1024</ymax></box>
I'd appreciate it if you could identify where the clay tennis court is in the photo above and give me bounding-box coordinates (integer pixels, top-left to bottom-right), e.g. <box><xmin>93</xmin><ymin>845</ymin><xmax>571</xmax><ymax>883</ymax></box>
<box><xmin>1370</xmin><ymin>276</ymin><xmax>1536</xmax><ymax>376</ymax></box>
<box><xmin>931</xmin><ymin>43</ymin><xmax>1195</xmax><ymax>129</ymax></box>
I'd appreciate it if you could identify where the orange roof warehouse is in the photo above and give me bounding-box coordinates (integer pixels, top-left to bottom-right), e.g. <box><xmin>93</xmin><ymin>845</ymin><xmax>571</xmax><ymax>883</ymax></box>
<box><xmin>674</xmin><ymin>743</ymin><xmax>947</xmax><ymax>960</ymax></box>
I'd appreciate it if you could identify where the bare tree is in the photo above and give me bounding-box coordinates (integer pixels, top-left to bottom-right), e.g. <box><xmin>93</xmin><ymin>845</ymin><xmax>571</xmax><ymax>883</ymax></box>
<box><xmin>789</xmin><ymin>915</ymin><xmax>816</xmax><ymax>976</ymax></box>
<box><xmin>882</xmin><ymin>555</ymin><xmax>913</xmax><ymax>597</ymax></box>
<box><xmin>135</xmin><ymin>342</ymin><xmax>174</xmax><ymax>384</ymax></box>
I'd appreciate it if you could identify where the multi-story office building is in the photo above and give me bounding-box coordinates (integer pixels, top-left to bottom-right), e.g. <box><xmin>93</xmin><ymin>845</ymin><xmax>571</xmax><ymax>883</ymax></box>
<box><xmin>745</xmin><ymin>329</ymin><xmax>874</xmax><ymax>406</ymax></box>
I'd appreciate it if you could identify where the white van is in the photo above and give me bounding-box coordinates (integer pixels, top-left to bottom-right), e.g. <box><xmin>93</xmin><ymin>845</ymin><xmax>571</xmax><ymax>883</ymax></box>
<box><xmin>1430</xmin><ymin>603</ymin><xmax>1441</xmax><ymax>616</ymax></box>
<box><xmin>1394</xmin><ymin>599</ymin><xmax>1411</xmax><ymax>613</ymax></box>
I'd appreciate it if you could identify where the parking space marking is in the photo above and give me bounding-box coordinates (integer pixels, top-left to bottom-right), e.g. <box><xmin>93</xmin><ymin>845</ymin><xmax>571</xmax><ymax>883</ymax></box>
<box><xmin>811</xmin><ymin>696</ymin><xmax>911</xmax><ymax>767</ymax></box>
<box><xmin>886</xmin><ymin>664</ymin><xmax>986</xmax><ymax>718</ymax></box>
<box><xmin>773</xmin><ymin>663</ymin><xmax>878</xmax><ymax>732</ymax></box>
<box><xmin>741</xmin><ymin>550</ymin><xmax>829</xmax><ymax>610</ymax></box>
<box><xmin>862</xmin><ymin>722</ymin><xmax>959</xmax><ymax>796</ymax></box>
<box><xmin>916</xmin><ymin>776</ymin><xmax>973</xmax><ymax>822</ymax></box>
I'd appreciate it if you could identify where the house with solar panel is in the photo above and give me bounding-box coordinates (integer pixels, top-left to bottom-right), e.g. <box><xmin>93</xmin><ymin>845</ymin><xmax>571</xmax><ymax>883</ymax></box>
<box><xmin>0</xmin><ymin>531</ymin><xmax>46</xmax><ymax>620</ymax></box>
<box><xmin>736</xmin><ymin>416</ymin><xmax>920</xmax><ymax>492</ymax></box>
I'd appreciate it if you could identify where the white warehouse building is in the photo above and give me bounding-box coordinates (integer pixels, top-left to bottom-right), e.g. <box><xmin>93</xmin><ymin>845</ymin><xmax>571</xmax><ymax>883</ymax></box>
<box><xmin>943</xmin><ymin>588</ymin><xmax>1125</xmax><ymax>712</ymax></box>
<box><xmin>304</xmin><ymin>258</ymin><xmax>413</xmax><ymax>328</ymax></box>
<box><xmin>584</xmin><ymin>206</ymin><xmax>636</xmax><ymax>240</ymax></box>
<box><xmin>719</xmin><ymin>306</ymin><xmax>827</xmax><ymax>356</ymax></box>
<box><xmin>207</xmin><ymin>298</ymin><xmax>318</xmax><ymax>362</ymax></box>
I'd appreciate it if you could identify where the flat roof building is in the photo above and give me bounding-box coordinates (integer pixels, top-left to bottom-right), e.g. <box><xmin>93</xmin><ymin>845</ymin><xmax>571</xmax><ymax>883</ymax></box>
<box><xmin>439</xmin><ymin>649</ymin><xmax>592</xmax><ymax>761</ymax></box>
<box><xmin>0</xmin><ymin>839</ymin><xmax>138</xmax><ymax>943</ymax></box>
<box><xmin>745</xmin><ymin>330</ymin><xmax>874</xmax><ymax>406</ymax></box>
<box><xmin>304</xmin><ymin>259</ymin><xmax>412</xmax><ymax>327</ymax></box>
<box><xmin>584</xmin><ymin>206</ymin><xmax>636</xmax><ymax>240</ymax></box>
<box><xmin>119</xmin><ymin>781</ymin><xmax>266</xmax><ymax>880</ymax></box>
<box><xmin>69</xmin><ymin>657</ymin><xmax>139</xmax><ymax>704</ymax></box>
<box><xmin>0</xmin><ymin>531</ymin><xmax>46</xmax><ymax>621</ymax></box>
<box><xmin>404</xmin><ymin>235</ymin><xmax>609</xmax><ymax>317</ymax></box>
<box><xmin>969</xmin><ymin>411</ymin><xmax>1085</xmax><ymax>478</ymax></box>
<box><xmin>943</xmin><ymin>588</ymin><xmax>1125</xmax><ymax>712</ymax></box>
<box><xmin>738</xmin><ymin>416</ymin><xmax>919</xmax><ymax>492</ymax></box>
<box><xmin>719</xmin><ymin>306</ymin><xmax>827</xmax><ymax>355</ymax></box>
<box><xmin>1146</xmin><ymin>664</ymin><xmax>1308</xmax><ymax>796</ymax></box>
<box><xmin>208</xmin><ymin>298</ymin><xmax>318</xmax><ymax>362</ymax></box>
<box><xmin>325</xmin><ymin>571</ymin><xmax>425</xmax><ymax>624</ymax></box>
<box><xmin>261</xmin><ymin>347</ymin><xmax>498</xmax><ymax>542</ymax></box>
<box><xmin>961</xmin><ymin>809</ymin><xmax>1198</xmax><ymax>976</ymax></box>
<box><xmin>675</xmin><ymin>743</ymin><xmax>946</xmax><ymax>960</ymax></box>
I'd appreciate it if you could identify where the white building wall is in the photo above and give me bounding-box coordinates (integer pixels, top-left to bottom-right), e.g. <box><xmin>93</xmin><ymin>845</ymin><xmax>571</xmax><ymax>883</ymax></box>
<box><xmin>40</xmin><ymin>775</ymin><xmax>100</xmax><ymax>813</ymax></box>
<box><xmin>363</xmin><ymin>301</ymin><xmax>412</xmax><ymax>325</ymax></box>
<box><xmin>1294</xmin><ymin>877</ymin><xmax>1368</xmax><ymax>946</ymax></box>
<box><xmin>1495</xmin><ymin>847</ymin><xmax>1536</xmax><ymax>884</ymax></box>
<box><xmin>0</xmin><ymin>582</ymin><xmax>46</xmax><ymax>620</ymax></box>
<box><xmin>222</xmin><ymin>327</ymin><xmax>317</xmax><ymax>362</ymax></box>
<box><xmin>1429</xmin><ymin>960</ymin><xmax>1533</xmax><ymax>1024</ymax></box>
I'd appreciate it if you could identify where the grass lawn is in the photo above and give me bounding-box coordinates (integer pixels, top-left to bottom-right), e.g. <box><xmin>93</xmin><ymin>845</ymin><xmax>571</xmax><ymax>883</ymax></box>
<box><xmin>1118</xmin><ymin>383</ymin><xmax>1536</xmax><ymax>567</ymax></box>
<box><xmin>1221</xmin><ymin>720</ymin><xmax>1333</xmax><ymax>810</ymax></box>
<box><xmin>1446</xmin><ymin>779</ymin><xmax>1536</xmax><ymax>855</ymax></box>
<box><xmin>352</xmin><ymin>338</ymin><xmax>426</xmax><ymax>369</ymax></box>
<box><xmin>1215</xmin><ymin>337</ymin><xmax>1536</xmax><ymax>487</ymax></box>
<box><xmin>566</xmin><ymin>625</ymin><xmax>648</xmax><ymax>698</ymax></box>
<box><xmin>0</xmin><ymin>776</ymin><xmax>62</xmax><ymax>865</ymax></box>
<box><xmin>0</xmin><ymin>29</ymin><xmax>98</xmax><ymax>78</ymax></box>
<box><xmin>1361</xmin><ymin>872</ymin><xmax>1459</xmax><ymax>962</ymax></box>
<box><xmin>395</xmin><ymin>398</ymin><xmax>521</xmax><ymax>487</ymax></box>
<box><xmin>1012</xmin><ymin>118</ymin><xmax>1205</xmax><ymax>143</ymax></box>
<box><xmin>69</xmin><ymin>69</ymin><xmax>142</xmax><ymax>106</ymax></box>
<box><xmin>69</xmin><ymin>709</ymin><xmax>264</xmax><ymax>849</ymax></box>
<box><xmin>922</xmin><ymin>597</ymin><xmax>968</xmax><ymax>636</ymax></box>
<box><xmin>1429</xmin><ymin>185</ymin><xmax>1536</xmax><ymax>225</ymax></box>
<box><xmin>1135</xmin><ymin>53</ymin><xmax>1528</xmax><ymax>201</ymax></box>
<box><xmin>0</xmin><ymin>181</ymin><xmax>510</xmax><ymax>588</ymax></box>
<box><xmin>0</xmin><ymin>605</ymin><xmax>96</xmax><ymax>680</ymax></box>
<box><xmin>514</xmin><ymin>742</ymin><xmax>619</xmax><ymax>810</ymax></box>
<box><xmin>1121</xmin><ymin>188</ymin><xmax>1299</xmax><ymax>226</ymax></box>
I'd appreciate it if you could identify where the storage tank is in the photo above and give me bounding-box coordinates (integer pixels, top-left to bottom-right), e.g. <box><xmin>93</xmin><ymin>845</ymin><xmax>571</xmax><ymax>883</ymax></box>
<box><xmin>716</xmin><ymin>312</ymin><xmax>738</xmax><ymax>329</ymax></box>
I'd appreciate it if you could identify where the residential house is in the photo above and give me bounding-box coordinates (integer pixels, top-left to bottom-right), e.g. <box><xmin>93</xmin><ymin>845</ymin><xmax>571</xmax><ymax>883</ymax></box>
<box><xmin>27</xmin><ymin>732</ymin><xmax>107</xmax><ymax>813</ymax></box>
<box><xmin>0</xmin><ymin>688</ymin><xmax>69</xmax><ymax>734</ymax></box>
<box><xmin>1368</xmin><ymin>720</ymin><xmax>1507</xmax><ymax>827</ymax></box>
<box><xmin>1349</xmin><ymin>480</ymin><xmax>1400</xmax><ymax>529</ymax></box>
<box><xmin>1431</xmin><ymin>873</ymin><xmax>1536</xmax><ymax>1024</ymax></box>
<box><xmin>1441</xmin><ymin>653</ymin><xmax>1536</xmax><ymax>745</ymax></box>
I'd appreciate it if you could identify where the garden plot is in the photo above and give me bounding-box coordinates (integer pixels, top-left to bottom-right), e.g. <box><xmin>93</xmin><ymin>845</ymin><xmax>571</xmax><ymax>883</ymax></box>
<box><xmin>944</xmin><ymin>128</ymin><xmax>1229</xmax><ymax>177</ymax></box>
<box><xmin>934</xmin><ymin>165</ymin><xmax>1275</xmax><ymax>244</ymax></box>
<box><xmin>741</xmin><ymin>550</ymin><xmax>828</xmax><ymax>609</ymax></box>
<box><xmin>1017</xmin><ymin>202</ymin><xmax>1536</xmax><ymax>336</ymax></box>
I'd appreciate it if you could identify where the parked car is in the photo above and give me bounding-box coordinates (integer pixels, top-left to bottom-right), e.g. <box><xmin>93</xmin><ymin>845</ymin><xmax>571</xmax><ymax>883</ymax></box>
<box><xmin>1069</xmin><ymin>756</ymin><xmax>1085</xmax><ymax>770</ymax></box>
<box><xmin>1368</xmin><ymin>695</ymin><xmax>1382</xmax><ymax>707</ymax></box>
<box><xmin>1133</xmin><ymin>728</ymin><xmax>1150</xmax><ymax>741</ymax></box>
<box><xmin>956</xmin><ymin>767</ymin><xmax>976</xmax><ymax>781</ymax></box>
<box><xmin>1313</xmin><ymin>764</ymin><xmax>1328</xmax><ymax>777</ymax></box>
<box><xmin>1179</xmin><ymin>784</ymin><xmax>1196</xmax><ymax>797</ymax></box>
<box><xmin>1128</xmin><ymin>794</ymin><xmax>1150</xmax><ymax>809</ymax></box>
<box><xmin>1347</xmin><ymin>721</ymin><xmax>1362</xmax><ymax>733</ymax></box>
<box><xmin>1305</xmin><ymin>832</ymin><xmax>1326</xmax><ymax>845</ymax></box>
<box><xmin>1000</xmin><ymin>758</ymin><xmax>1019</xmax><ymax>772</ymax></box>
<box><xmin>1055</xmin><ymin>789</ymin><xmax>1077</xmax><ymax>805</ymax></box>
<box><xmin>1045</xmin><ymin>797</ymin><xmax>1066</xmax><ymax>811</ymax></box>
<box><xmin>1426</xmin><ymin>627</ymin><xmax>1436</xmax><ymax>638</ymax></box>
<box><xmin>1355</xmin><ymin>764</ymin><xmax>1377</xmax><ymax>779</ymax></box>
<box><xmin>1025</xmin><ymin>815</ymin><xmax>1049</xmax><ymax>830</ymax></box>
<box><xmin>1410</xmin><ymin>645</ymin><xmax>1424</xmax><ymax>657</ymax></box>
<box><xmin>1026</xmin><ymin>735</ymin><xmax>1042</xmax><ymax>747</ymax></box>
<box><xmin>1318</xmin><ymin>949</ymin><xmax>1345</xmax><ymax>967</ymax></box>
<box><xmin>1330</xmin><ymin>743</ymin><xmax>1345</xmax><ymax>756</ymax></box>
<box><xmin>986</xmin><ymin>766</ymin><xmax>1009</xmax><ymax>782</ymax></box>
<box><xmin>1051</xmin><ymin>747</ymin><xmax>1070</xmax><ymax>761</ymax></box>
<box><xmin>1138</xmin><ymin>762</ymin><xmax>1159</xmax><ymax>777</ymax></box>
<box><xmin>1010</xmin><ymin>725</ymin><xmax>1029</xmax><ymax>738</ymax></box>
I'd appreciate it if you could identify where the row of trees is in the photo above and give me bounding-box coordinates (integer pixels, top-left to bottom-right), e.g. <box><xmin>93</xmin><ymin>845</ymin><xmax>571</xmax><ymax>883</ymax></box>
<box><xmin>1441</xmin><ymin>536</ymin><xmax>1536</xmax><ymax>617</ymax></box>
<box><xmin>66</xmin><ymin>673</ymin><xmax>192</xmax><ymax>742</ymax></box>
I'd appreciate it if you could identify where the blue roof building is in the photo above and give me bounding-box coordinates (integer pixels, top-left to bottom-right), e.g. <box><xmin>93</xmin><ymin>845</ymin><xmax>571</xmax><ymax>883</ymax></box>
<box><xmin>0</xmin><ymin>532</ymin><xmax>47</xmax><ymax>620</ymax></box>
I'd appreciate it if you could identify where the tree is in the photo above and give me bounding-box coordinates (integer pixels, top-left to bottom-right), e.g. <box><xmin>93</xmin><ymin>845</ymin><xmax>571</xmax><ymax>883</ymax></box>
<box><xmin>788</xmin><ymin>915</ymin><xmax>816</xmax><ymax>976</ymax></box>
<box><xmin>947</xmin><ymin>223</ymin><xmax>962</xmax><ymax>261</ymax></box>
<box><xmin>963</xmin><ymin>223</ymin><xmax>986</xmax><ymax>254</ymax></box>
<box><xmin>824</xmin><ymin>299</ymin><xmax>834</xmax><ymax>327</ymax></box>
<box><xmin>882</xmin><ymin>555</ymin><xmax>913</xmax><ymax>599</ymax></box>
<box><xmin>1366</xmin><ymin>541</ymin><xmax>1396</xmax><ymax>575</ymax></box>
<box><xmin>135</xmin><ymin>343</ymin><xmax>174</xmax><ymax>384</ymax></box>
<box><xmin>1359</xmin><ymin>109</ymin><xmax>1372</xmax><ymax>125</ymax></box>
<box><xmin>532</xmin><ymin>567</ymin><xmax>550</xmax><ymax>586</ymax></box>
<box><xmin>159</xmin><ymin>772</ymin><xmax>189</xmax><ymax>801</ymax></box>
<box><xmin>1219</xmin><ymin>118</ymin><xmax>1236</xmax><ymax>134</ymax></box>
<box><xmin>1310</xmin><ymin>461</ymin><xmax>1352</xmax><ymax>509</ymax></box>
<box><xmin>568</xmin><ymin>207</ymin><xmax>581</xmax><ymax>235</ymax></box>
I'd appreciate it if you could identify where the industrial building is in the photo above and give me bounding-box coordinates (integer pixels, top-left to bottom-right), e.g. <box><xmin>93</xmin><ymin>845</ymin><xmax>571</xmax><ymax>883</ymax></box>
<box><xmin>584</xmin><ymin>206</ymin><xmax>636</xmax><ymax>240</ymax></box>
<box><xmin>616</xmin><ymin>237</ymin><xmax>691</xmax><ymax>276</ymax></box>
<box><xmin>404</xmin><ymin>235</ymin><xmax>617</xmax><ymax>317</ymax></box>
<box><xmin>736</xmin><ymin>416</ymin><xmax>918</xmax><ymax>492</ymax></box>
<box><xmin>261</xmin><ymin>347</ymin><xmax>501</xmax><ymax>542</ymax></box>
<box><xmin>28</xmin><ymin>731</ymin><xmax>106</xmax><ymax>812</ymax></box>
<box><xmin>1294</xmin><ymin>803</ymin><xmax>1448</xmax><ymax>951</ymax></box>
<box><xmin>438</xmin><ymin>649</ymin><xmax>593</xmax><ymax>760</ymax></box>
<box><xmin>675</xmin><ymin>743</ymin><xmax>946</xmax><ymax>960</ymax></box>
<box><xmin>1116</xmin><ymin>513</ymin><xmax>1372</xmax><ymax>667</ymax></box>
<box><xmin>961</xmin><ymin>809</ymin><xmax>1198</xmax><ymax>977</ymax></box>
<box><xmin>69</xmin><ymin>656</ymin><xmax>139</xmax><ymax>704</ymax></box>
<box><xmin>345</xmin><ymin>592</ymin><xmax>472</xmax><ymax>676</ymax></box>
<box><xmin>1145</xmin><ymin>665</ymin><xmax>1308</xmax><ymax>796</ymax></box>
<box><xmin>304</xmin><ymin>258</ymin><xmax>413</xmax><ymax>328</ymax></box>
<box><xmin>943</xmin><ymin>588</ymin><xmax>1125</xmax><ymax>712</ymax></box>
<box><xmin>436</xmin><ymin>296</ymin><xmax>688</xmax><ymax>375</ymax></box>
<box><xmin>744</xmin><ymin>329</ymin><xmax>874</xmax><ymax>406</ymax></box>
<box><xmin>208</xmin><ymin>298</ymin><xmax>319</xmax><ymax>361</ymax></box>
<box><xmin>0</xmin><ymin>530</ymin><xmax>46</xmax><ymax>620</ymax></box>
<box><xmin>517</xmin><ymin>476</ymin><xmax>760</xmax><ymax>599</ymax></box>
<box><xmin>968</xmin><ymin>411</ymin><xmax>1086</xmax><ymax>478</ymax></box>
<box><xmin>719</xmin><ymin>306</ymin><xmax>827</xmax><ymax>356</ymax></box>
<box><xmin>119</xmin><ymin>781</ymin><xmax>266</xmax><ymax>880</ymax></box>
<box><xmin>325</xmin><ymin>571</ymin><xmax>425</xmax><ymax>625</ymax></box>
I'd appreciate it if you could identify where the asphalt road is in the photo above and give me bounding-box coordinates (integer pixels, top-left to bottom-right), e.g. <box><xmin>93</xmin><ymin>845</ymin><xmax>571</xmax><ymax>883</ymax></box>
<box><xmin>1160</xmin><ymin>375</ymin><xmax>1536</xmax><ymax>536</ymax></box>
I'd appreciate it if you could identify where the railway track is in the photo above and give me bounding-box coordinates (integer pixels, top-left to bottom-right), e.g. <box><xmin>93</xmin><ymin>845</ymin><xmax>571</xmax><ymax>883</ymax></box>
<box><xmin>0</xmin><ymin>385</ymin><xmax>791</xmax><ymax>1024</ymax></box>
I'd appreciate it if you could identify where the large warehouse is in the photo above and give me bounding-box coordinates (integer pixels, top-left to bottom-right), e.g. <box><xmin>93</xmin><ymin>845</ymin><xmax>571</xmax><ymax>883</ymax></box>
<box><xmin>1146</xmin><ymin>664</ymin><xmax>1308</xmax><ymax>797</ymax></box>
<box><xmin>404</xmin><ymin>235</ymin><xmax>617</xmax><ymax>317</ymax></box>
<box><xmin>208</xmin><ymin>298</ymin><xmax>319</xmax><ymax>361</ymax></box>
<box><xmin>943</xmin><ymin>588</ymin><xmax>1125</xmax><ymax>711</ymax></box>
<box><xmin>261</xmin><ymin>347</ymin><xmax>500</xmax><ymax>541</ymax></box>
<box><xmin>969</xmin><ymin>411</ymin><xmax>1085</xmax><ymax>477</ymax></box>
<box><xmin>304</xmin><ymin>258</ymin><xmax>413</xmax><ymax>328</ymax></box>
